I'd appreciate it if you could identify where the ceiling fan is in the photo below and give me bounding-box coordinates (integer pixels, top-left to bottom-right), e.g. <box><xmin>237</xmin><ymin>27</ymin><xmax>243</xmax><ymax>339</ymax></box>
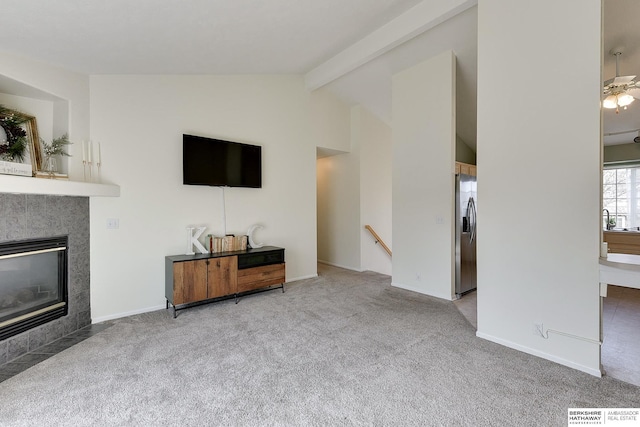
<box><xmin>603</xmin><ymin>51</ymin><xmax>640</xmax><ymax>113</ymax></box>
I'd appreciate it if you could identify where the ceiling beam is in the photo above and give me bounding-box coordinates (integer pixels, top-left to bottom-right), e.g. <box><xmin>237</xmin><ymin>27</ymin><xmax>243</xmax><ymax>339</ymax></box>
<box><xmin>304</xmin><ymin>0</ymin><xmax>477</xmax><ymax>91</ymax></box>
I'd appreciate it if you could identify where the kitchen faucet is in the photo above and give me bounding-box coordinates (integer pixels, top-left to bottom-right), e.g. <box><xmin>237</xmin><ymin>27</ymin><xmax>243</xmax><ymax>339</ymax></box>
<box><xmin>604</xmin><ymin>208</ymin><xmax>611</xmax><ymax>230</ymax></box>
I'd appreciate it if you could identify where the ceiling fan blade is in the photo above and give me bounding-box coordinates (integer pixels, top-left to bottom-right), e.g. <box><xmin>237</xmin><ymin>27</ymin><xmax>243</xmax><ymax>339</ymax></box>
<box><xmin>626</xmin><ymin>88</ymin><xmax>640</xmax><ymax>99</ymax></box>
<box><xmin>613</xmin><ymin>75</ymin><xmax>636</xmax><ymax>85</ymax></box>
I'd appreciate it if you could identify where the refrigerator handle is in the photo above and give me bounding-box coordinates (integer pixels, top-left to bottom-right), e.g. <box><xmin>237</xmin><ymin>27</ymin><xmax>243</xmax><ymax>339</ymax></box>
<box><xmin>469</xmin><ymin>197</ymin><xmax>477</xmax><ymax>244</ymax></box>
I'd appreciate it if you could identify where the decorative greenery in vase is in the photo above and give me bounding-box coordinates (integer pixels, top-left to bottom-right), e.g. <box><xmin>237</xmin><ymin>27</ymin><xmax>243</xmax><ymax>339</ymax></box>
<box><xmin>0</xmin><ymin>105</ymin><xmax>29</xmax><ymax>162</ymax></box>
<box><xmin>41</xmin><ymin>134</ymin><xmax>71</xmax><ymax>173</ymax></box>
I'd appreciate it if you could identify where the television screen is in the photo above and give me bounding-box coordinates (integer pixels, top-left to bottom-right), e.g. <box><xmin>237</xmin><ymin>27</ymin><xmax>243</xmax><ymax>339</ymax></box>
<box><xmin>183</xmin><ymin>134</ymin><xmax>262</xmax><ymax>188</ymax></box>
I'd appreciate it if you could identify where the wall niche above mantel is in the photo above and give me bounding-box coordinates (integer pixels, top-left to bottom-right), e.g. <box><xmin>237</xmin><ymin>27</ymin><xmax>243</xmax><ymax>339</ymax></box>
<box><xmin>0</xmin><ymin>68</ymin><xmax>118</xmax><ymax>195</ymax></box>
<box><xmin>0</xmin><ymin>73</ymin><xmax>70</xmax><ymax>176</ymax></box>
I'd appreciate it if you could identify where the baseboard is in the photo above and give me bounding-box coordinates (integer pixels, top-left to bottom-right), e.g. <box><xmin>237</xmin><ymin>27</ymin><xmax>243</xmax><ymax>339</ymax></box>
<box><xmin>92</xmin><ymin>304</ymin><xmax>165</xmax><ymax>324</ymax></box>
<box><xmin>475</xmin><ymin>331</ymin><xmax>602</xmax><ymax>378</ymax></box>
<box><xmin>391</xmin><ymin>281</ymin><xmax>454</xmax><ymax>301</ymax></box>
<box><xmin>317</xmin><ymin>259</ymin><xmax>363</xmax><ymax>272</ymax></box>
<box><xmin>287</xmin><ymin>273</ymin><xmax>318</xmax><ymax>282</ymax></box>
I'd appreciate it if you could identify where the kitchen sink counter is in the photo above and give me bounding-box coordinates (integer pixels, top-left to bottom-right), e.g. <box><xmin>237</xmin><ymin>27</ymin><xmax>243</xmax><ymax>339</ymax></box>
<box><xmin>600</xmin><ymin>253</ymin><xmax>640</xmax><ymax>291</ymax></box>
<box><xmin>600</xmin><ymin>253</ymin><xmax>640</xmax><ymax>269</ymax></box>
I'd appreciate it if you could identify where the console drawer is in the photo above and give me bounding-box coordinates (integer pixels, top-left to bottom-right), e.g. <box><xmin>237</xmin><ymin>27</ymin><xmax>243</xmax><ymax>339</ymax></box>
<box><xmin>237</xmin><ymin>263</ymin><xmax>285</xmax><ymax>293</ymax></box>
<box><xmin>237</xmin><ymin>249</ymin><xmax>284</xmax><ymax>269</ymax></box>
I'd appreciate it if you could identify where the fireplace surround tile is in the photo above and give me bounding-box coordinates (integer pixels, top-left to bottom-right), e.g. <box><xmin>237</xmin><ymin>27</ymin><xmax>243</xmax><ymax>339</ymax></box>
<box><xmin>78</xmin><ymin>310</ymin><xmax>92</xmax><ymax>329</ymax></box>
<box><xmin>69</xmin><ymin>252</ymin><xmax>90</xmax><ymax>293</ymax></box>
<box><xmin>7</xmin><ymin>335</ymin><xmax>28</xmax><ymax>361</ymax></box>
<box><xmin>61</xmin><ymin>314</ymin><xmax>75</xmax><ymax>336</ymax></box>
<box><xmin>0</xmin><ymin>194</ymin><xmax>27</xmax><ymax>241</ymax></box>
<box><xmin>28</xmin><ymin>320</ymin><xmax>65</xmax><ymax>351</ymax></box>
<box><xmin>0</xmin><ymin>193</ymin><xmax>90</xmax><ymax>364</ymax></box>
<box><xmin>25</xmin><ymin>193</ymin><xmax>46</xmax><ymax>225</ymax></box>
<box><xmin>26</xmin><ymin>325</ymin><xmax>49</xmax><ymax>351</ymax></box>
<box><xmin>71</xmin><ymin>290</ymin><xmax>90</xmax><ymax>313</ymax></box>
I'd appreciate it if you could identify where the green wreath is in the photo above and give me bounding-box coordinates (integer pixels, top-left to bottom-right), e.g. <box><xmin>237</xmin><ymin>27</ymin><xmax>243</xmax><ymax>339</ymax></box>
<box><xmin>0</xmin><ymin>105</ymin><xmax>28</xmax><ymax>162</ymax></box>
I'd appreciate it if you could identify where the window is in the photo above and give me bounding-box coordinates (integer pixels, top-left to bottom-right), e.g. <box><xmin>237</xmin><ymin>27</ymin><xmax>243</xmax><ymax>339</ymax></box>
<box><xmin>603</xmin><ymin>167</ymin><xmax>640</xmax><ymax>229</ymax></box>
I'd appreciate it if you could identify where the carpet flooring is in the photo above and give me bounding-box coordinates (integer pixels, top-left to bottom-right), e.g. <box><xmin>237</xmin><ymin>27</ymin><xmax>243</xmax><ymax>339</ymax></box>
<box><xmin>0</xmin><ymin>264</ymin><xmax>638</xmax><ymax>426</ymax></box>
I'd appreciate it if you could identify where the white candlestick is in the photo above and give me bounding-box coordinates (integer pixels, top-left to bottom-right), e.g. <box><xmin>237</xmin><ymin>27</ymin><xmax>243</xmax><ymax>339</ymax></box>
<box><xmin>82</xmin><ymin>141</ymin><xmax>86</xmax><ymax>162</ymax></box>
<box><xmin>96</xmin><ymin>142</ymin><xmax>101</xmax><ymax>164</ymax></box>
<box><xmin>87</xmin><ymin>141</ymin><xmax>92</xmax><ymax>163</ymax></box>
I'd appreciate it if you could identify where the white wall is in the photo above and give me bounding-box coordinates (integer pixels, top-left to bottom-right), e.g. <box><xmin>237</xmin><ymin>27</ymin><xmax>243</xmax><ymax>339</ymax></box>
<box><xmin>89</xmin><ymin>75</ymin><xmax>351</xmax><ymax>321</ymax></box>
<box><xmin>358</xmin><ymin>106</ymin><xmax>392</xmax><ymax>276</ymax></box>
<box><xmin>476</xmin><ymin>0</ymin><xmax>602</xmax><ymax>375</ymax></box>
<box><xmin>392</xmin><ymin>50</ymin><xmax>456</xmax><ymax>300</ymax></box>
<box><xmin>456</xmin><ymin>135</ymin><xmax>476</xmax><ymax>164</ymax></box>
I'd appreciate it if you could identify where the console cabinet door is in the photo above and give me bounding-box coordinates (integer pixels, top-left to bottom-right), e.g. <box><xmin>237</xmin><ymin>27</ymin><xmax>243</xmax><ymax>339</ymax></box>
<box><xmin>173</xmin><ymin>260</ymin><xmax>208</xmax><ymax>304</ymax></box>
<box><xmin>208</xmin><ymin>256</ymin><xmax>237</xmax><ymax>298</ymax></box>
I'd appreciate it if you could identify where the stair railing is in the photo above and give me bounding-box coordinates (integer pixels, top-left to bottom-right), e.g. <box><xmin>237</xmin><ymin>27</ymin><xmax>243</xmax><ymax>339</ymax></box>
<box><xmin>364</xmin><ymin>225</ymin><xmax>392</xmax><ymax>257</ymax></box>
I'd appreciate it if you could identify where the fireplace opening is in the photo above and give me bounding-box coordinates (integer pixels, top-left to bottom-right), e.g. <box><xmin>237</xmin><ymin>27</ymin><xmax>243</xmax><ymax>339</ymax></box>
<box><xmin>0</xmin><ymin>236</ymin><xmax>68</xmax><ymax>341</ymax></box>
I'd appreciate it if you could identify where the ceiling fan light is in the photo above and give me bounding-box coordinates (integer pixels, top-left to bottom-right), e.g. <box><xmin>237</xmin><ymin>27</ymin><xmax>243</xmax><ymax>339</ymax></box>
<box><xmin>603</xmin><ymin>95</ymin><xmax>619</xmax><ymax>108</ymax></box>
<box><xmin>618</xmin><ymin>93</ymin><xmax>635</xmax><ymax>107</ymax></box>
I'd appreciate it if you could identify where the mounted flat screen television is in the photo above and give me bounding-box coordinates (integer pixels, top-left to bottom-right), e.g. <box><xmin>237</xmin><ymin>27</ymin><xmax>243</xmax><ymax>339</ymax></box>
<box><xmin>183</xmin><ymin>134</ymin><xmax>262</xmax><ymax>188</ymax></box>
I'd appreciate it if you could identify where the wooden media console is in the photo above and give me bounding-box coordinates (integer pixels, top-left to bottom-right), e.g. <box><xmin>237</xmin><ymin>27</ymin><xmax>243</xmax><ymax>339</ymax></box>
<box><xmin>165</xmin><ymin>246</ymin><xmax>285</xmax><ymax>317</ymax></box>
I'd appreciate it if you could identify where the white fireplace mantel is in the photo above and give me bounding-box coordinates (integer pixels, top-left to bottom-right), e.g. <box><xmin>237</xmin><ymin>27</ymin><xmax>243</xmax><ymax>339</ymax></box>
<box><xmin>0</xmin><ymin>174</ymin><xmax>119</xmax><ymax>197</ymax></box>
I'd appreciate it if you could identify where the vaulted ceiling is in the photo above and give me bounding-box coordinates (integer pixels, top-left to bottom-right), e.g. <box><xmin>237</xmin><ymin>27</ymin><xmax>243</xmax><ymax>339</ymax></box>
<box><xmin>0</xmin><ymin>1</ymin><xmax>630</xmax><ymax>150</ymax></box>
<box><xmin>0</xmin><ymin>0</ymin><xmax>478</xmax><ymax>148</ymax></box>
<box><xmin>0</xmin><ymin>0</ymin><xmax>423</xmax><ymax>74</ymax></box>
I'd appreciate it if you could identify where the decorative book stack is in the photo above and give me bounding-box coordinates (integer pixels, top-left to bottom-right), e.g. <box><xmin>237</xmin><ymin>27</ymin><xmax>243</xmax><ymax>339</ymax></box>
<box><xmin>0</xmin><ymin>161</ymin><xmax>32</xmax><ymax>177</ymax></box>
<box><xmin>209</xmin><ymin>235</ymin><xmax>248</xmax><ymax>253</ymax></box>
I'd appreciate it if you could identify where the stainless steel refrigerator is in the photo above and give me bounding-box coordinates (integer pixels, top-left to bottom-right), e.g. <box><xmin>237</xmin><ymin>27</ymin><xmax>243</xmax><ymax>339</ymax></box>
<box><xmin>455</xmin><ymin>173</ymin><xmax>477</xmax><ymax>297</ymax></box>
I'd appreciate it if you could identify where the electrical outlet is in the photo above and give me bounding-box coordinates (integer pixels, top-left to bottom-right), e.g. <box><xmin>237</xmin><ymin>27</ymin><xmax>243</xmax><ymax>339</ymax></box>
<box><xmin>106</xmin><ymin>218</ymin><xmax>119</xmax><ymax>229</ymax></box>
<box><xmin>533</xmin><ymin>322</ymin><xmax>544</xmax><ymax>337</ymax></box>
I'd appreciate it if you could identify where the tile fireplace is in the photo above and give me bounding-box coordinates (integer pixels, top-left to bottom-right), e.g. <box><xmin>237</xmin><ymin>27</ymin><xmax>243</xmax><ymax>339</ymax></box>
<box><xmin>0</xmin><ymin>193</ymin><xmax>90</xmax><ymax>365</ymax></box>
